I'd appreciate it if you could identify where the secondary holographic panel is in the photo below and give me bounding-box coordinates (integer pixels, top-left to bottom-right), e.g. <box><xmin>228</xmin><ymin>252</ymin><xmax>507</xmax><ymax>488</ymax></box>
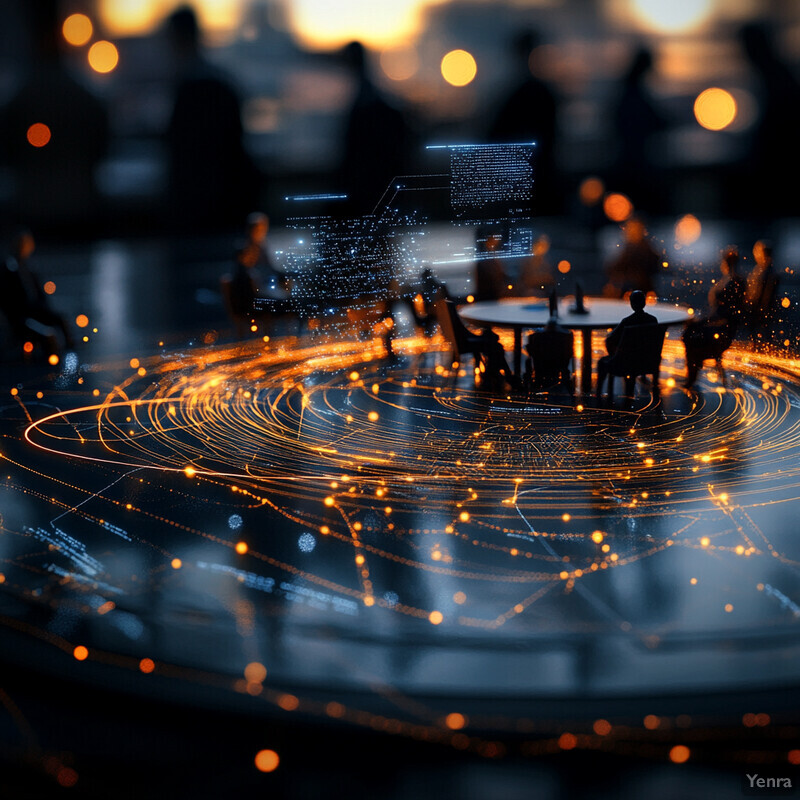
<box><xmin>447</xmin><ymin>144</ymin><xmax>536</xmax><ymax>220</ymax></box>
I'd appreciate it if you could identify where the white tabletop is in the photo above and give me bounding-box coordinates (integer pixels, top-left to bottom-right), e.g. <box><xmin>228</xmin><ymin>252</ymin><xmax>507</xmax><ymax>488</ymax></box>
<box><xmin>459</xmin><ymin>297</ymin><xmax>692</xmax><ymax>330</ymax></box>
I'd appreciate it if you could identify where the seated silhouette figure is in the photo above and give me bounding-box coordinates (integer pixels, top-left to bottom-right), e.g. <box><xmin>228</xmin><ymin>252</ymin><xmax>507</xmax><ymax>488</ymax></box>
<box><xmin>436</xmin><ymin>298</ymin><xmax>516</xmax><ymax>391</ymax></box>
<box><xmin>0</xmin><ymin>229</ymin><xmax>74</xmax><ymax>357</ymax></box>
<box><xmin>745</xmin><ymin>239</ymin><xmax>779</xmax><ymax>341</ymax></box>
<box><xmin>682</xmin><ymin>247</ymin><xmax>746</xmax><ymax>388</ymax></box>
<box><xmin>596</xmin><ymin>290</ymin><xmax>662</xmax><ymax>401</ymax></box>
<box><xmin>525</xmin><ymin>316</ymin><xmax>573</xmax><ymax>391</ymax></box>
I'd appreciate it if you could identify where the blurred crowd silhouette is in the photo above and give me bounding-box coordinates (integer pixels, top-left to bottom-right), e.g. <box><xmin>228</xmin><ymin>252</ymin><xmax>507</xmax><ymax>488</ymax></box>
<box><xmin>0</xmin><ymin>5</ymin><xmax>799</xmax><ymax>239</ymax></box>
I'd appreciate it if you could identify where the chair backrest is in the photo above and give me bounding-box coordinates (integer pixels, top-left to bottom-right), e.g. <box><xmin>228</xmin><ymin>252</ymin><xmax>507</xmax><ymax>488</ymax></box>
<box><xmin>610</xmin><ymin>324</ymin><xmax>665</xmax><ymax>375</ymax></box>
<box><xmin>435</xmin><ymin>298</ymin><xmax>468</xmax><ymax>356</ymax></box>
<box><xmin>530</xmin><ymin>328</ymin><xmax>573</xmax><ymax>375</ymax></box>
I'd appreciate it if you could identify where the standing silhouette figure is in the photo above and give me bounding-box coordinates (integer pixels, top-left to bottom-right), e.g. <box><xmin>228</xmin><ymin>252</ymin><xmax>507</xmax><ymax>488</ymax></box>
<box><xmin>488</xmin><ymin>30</ymin><xmax>561</xmax><ymax>215</ymax></box>
<box><xmin>609</xmin><ymin>46</ymin><xmax>668</xmax><ymax>216</ymax></box>
<box><xmin>164</xmin><ymin>6</ymin><xmax>260</xmax><ymax>234</ymax></box>
<box><xmin>737</xmin><ymin>22</ymin><xmax>800</xmax><ymax>220</ymax></box>
<box><xmin>338</xmin><ymin>41</ymin><xmax>409</xmax><ymax>218</ymax></box>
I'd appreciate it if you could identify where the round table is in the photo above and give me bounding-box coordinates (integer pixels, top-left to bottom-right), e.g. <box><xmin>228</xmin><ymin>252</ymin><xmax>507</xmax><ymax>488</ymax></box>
<box><xmin>459</xmin><ymin>297</ymin><xmax>693</xmax><ymax>392</ymax></box>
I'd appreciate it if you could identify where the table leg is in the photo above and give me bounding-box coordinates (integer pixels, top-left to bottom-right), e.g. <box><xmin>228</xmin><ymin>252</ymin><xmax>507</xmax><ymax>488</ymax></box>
<box><xmin>513</xmin><ymin>327</ymin><xmax>522</xmax><ymax>381</ymax></box>
<box><xmin>581</xmin><ymin>329</ymin><xmax>592</xmax><ymax>393</ymax></box>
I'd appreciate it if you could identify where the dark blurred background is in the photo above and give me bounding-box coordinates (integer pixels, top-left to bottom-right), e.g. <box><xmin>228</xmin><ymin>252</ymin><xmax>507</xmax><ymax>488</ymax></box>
<box><xmin>1</xmin><ymin>0</ymin><xmax>799</xmax><ymax>238</ymax></box>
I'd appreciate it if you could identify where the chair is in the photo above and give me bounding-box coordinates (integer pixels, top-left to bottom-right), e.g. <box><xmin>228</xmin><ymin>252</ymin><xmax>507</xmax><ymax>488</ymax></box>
<box><xmin>596</xmin><ymin>324</ymin><xmax>665</xmax><ymax>402</ymax></box>
<box><xmin>435</xmin><ymin>298</ymin><xmax>512</xmax><ymax>390</ymax></box>
<box><xmin>525</xmin><ymin>327</ymin><xmax>574</xmax><ymax>392</ymax></box>
<box><xmin>682</xmin><ymin>319</ymin><xmax>734</xmax><ymax>386</ymax></box>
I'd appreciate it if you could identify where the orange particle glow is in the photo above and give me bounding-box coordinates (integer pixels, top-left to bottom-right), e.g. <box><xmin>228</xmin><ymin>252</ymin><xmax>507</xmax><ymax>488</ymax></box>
<box><xmin>724</xmin><ymin>603</ymin><xmax>733</xmax><ymax>612</ymax></box>
<box><xmin>591</xmin><ymin>531</ymin><xmax>604</xmax><ymax>544</ymax></box>
<box><xmin>88</xmin><ymin>40</ymin><xmax>119</xmax><ymax>73</ymax></box>
<box><xmin>558</xmin><ymin>732</ymin><xmax>577</xmax><ymax>750</ymax></box>
<box><xmin>694</xmin><ymin>87</ymin><xmax>737</xmax><ymax>131</ymax></box>
<box><xmin>788</xmin><ymin>750</ymin><xmax>800</xmax><ymax>765</ymax></box>
<box><xmin>129</xmin><ymin>358</ymin><xmax>140</xmax><ymax>368</ymax></box>
<box><xmin>73</xmin><ymin>645</ymin><xmax>89</xmax><ymax>661</ymax></box>
<box><xmin>368</xmin><ymin>411</ymin><xmax>379</xmax><ymax>421</ymax></box>
<box><xmin>579</xmin><ymin>176</ymin><xmax>604</xmax><ymax>206</ymax></box>
<box><xmin>453</xmin><ymin>591</ymin><xmax>466</xmax><ymax>604</ymax></box>
<box><xmin>57</xmin><ymin>767</ymin><xmax>79</xmax><ymax>788</ymax></box>
<box><xmin>782</xmin><ymin>297</ymin><xmax>791</xmax><ymax>308</ymax></box>
<box><xmin>557</xmin><ymin>260</ymin><xmax>571</xmax><ymax>274</ymax></box>
<box><xmin>324</xmin><ymin>496</ymin><xmax>335</xmax><ymax>506</ymax></box>
<box><xmin>244</xmin><ymin>662</ymin><xmax>267</xmax><ymax>683</ymax></box>
<box><xmin>278</xmin><ymin>693</ymin><xmax>299</xmax><ymax>711</ymax></box>
<box><xmin>43</xmin><ymin>281</ymin><xmax>56</xmax><ymax>295</ymax></box>
<box><xmin>459</xmin><ymin>511</ymin><xmax>469</xmax><ymax>522</ymax></box>
<box><xmin>254</xmin><ymin>749</ymin><xmax>280</xmax><ymax>773</ymax></box>
<box><xmin>184</xmin><ymin>466</ymin><xmax>196</xmax><ymax>478</ymax></box>
<box><xmin>604</xmin><ymin>193</ymin><xmax>633</xmax><ymax>222</ymax></box>
<box><xmin>23</xmin><ymin>341</ymin><xmax>34</xmax><ymax>354</ymax></box>
<box><xmin>73</xmin><ymin>314</ymin><xmax>88</xmax><ymax>328</ymax></box>
<box><xmin>326</xmin><ymin>701</ymin><xmax>345</xmax><ymax>718</ymax></box>
<box><xmin>644</xmin><ymin>714</ymin><xmax>660</xmax><ymax>730</ymax></box>
<box><xmin>171</xmin><ymin>558</ymin><xmax>182</xmax><ymax>569</ymax></box>
<box><xmin>139</xmin><ymin>658</ymin><xmax>155</xmax><ymax>674</ymax></box>
<box><xmin>593</xmin><ymin>719</ymin><xmax>612</xmax><ymax>736</ymax></box>
<box><xmin>235</xmin><ymin>541</ymin><xmax>249</xmax><ymax>555</ymax></box>
<box><xmin>675</xmin><ymin>214</ymin><xmax>702</xmax><ymax>246</ymax></box>
<box><xmin>441</xmin><ymin>49</ymin><xmax>477</xmax><ymax>87</ymax></box>
<box><xmin>48</xmin><ymin>354</ymin><xmax>59</xmax><ymax>366</ymax></box>
<box><xmin>26</xmin><ymin>123</ymin><xmax>51</xmax><ymax>148</ymax></box>
<box><xmin>428</xmin><ymin>610</ymin><xmax>443</xmax><ymax>625</ymax></box>
<box><xmin>63</xmin><ymin>13</ymin><xmax>93</xmax><ymax>46</ymax></box>
<box><xmin>445</xmin><ymin>713</ymin><xmax>467</xmax><ymax>730</ymax></box>
<box><xmin>669</xmin><ymin>745</ymin><xmax>690</xmax><ymax>764</ymax></box>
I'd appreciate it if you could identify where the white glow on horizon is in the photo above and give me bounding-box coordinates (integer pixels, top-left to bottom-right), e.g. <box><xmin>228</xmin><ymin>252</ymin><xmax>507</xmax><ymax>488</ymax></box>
<box><xmin>287</xmin><ymin>0</ymin><xmax>434</xmax><ymax>50</ymax></box>
<box><xmin>629</xmin><ymin>0</ymin><xmax>716</xmax><ymax>33</ymax></box>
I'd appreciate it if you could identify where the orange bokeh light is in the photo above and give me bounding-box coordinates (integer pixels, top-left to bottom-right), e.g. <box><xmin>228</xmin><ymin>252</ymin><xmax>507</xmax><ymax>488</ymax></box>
<box><xmin>445</xmin><ymin>712</ymin><xmax>466</xmax><ymax>730</ymax></box>
<box><xmin>441</xmin><ymin>49</ymin><xmax>477</xmax><ymax>87</ymax></box>
<box><xmin>244</xmin><ymin>662</ymin><xmax>267</xmax><ymax>683</ymax></box>
<box><xmin>88</xmin><ymin>40</ymin><xmax>119</xmax><ymax>73</ymax></box>
<box><xmin>669</xmin><ymin>745</ymin><xmax>691</xmax><ymax>763</ymax></box>
<box><xmin>73</xmin><ymin>645</ymin><xmax>89</xmax><ymax>661</ymax></box>
<box><xmin>694</xmin><ymin>87</ymin><xmax>737</xmax><ymax>131</ymax></box>
<box><xmin>43</xmin><ymin>281</ymin><xmax>56</xmax><ymax>295</ymax></box>
<box><xmin>75</xmin><ymin>314</ymin><xmax>89</xmax><ymax>328</ymax></box>
<box><xmin>675</xmin><ymin>214</ymin><xmax>702</xmax><ymax>246</ymax></box>
<box><xmin>579</xmin><ymin>176</ymin><xmax>604</xmax><ymax>206</ymax></box>
<box><xmin>27</xmin><ymin>123</ymin><xmax>51</xmax><ymax>148</ymax></box>
<box><xmin>428</xmin><ymin>610</ymin><xmax>443</xmax><ymax>624</ymax></box>
<box><xmin>593</xmin><ymin>719</ymin><xmax>612</xmax><ymax>736</ymax></box>
<box><xmin>278</xmin><ymin>693</ymin><xmax>299</xmax><ymax>711</ymax></box>
<box><xmin>254</xmin><ymin>749</ymin><xmax>280</xmax><ymax>773</ymax></box>
<box><xmin>235</xmin><ymin>541</ymin><xmax>249</xmax><ymax>554</ymax></box>
<box><xmin>603</xmin><ymin>193</ymin><xmax>633</xmax><ymax>222</ymax></box>
<box><xmin>63</xmin><ymin>13</ymin><xmax>93</xmax><ymax>46</ymax></box>
<box><xmin>139</xmin><ymin>658</ymin><xmax>155</xmax><ymax>673</ymax></box>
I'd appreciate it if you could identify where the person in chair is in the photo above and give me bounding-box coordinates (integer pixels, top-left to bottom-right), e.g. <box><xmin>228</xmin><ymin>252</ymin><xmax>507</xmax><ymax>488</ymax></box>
<box><xmin>605</xmin><ymin>289</ymin><xmax>657</xmax><ymax>357</ymax></box>
<box><xmin>525</xmin><ymin>316</ymin><xmax>573</xmax><ymax>390</ymax></box>
<box><xmin>682</xmin><ymin>247</ymin><xmax>746</xmax><ymax>388</ymax></box>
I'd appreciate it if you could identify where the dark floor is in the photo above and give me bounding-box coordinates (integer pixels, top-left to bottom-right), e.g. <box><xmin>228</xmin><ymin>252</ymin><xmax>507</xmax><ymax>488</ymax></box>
<box><xmin>1</xmin><ymin>219</ymin><xmax>800</xmax><ymax>797</ymax></box>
